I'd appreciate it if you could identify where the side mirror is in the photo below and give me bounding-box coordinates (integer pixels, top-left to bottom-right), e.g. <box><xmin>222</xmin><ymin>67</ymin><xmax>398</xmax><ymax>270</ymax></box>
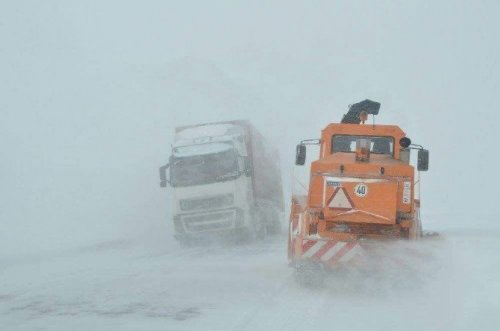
<box><xmin>295</xmin><ymin>144</ymin><xmax>306</xmax><ymax>166</ymax></box>
<box><xmin>243</xmin><ymin>156</ymin><xmax>253</xmax><ymax>177</ymax></box>
<box><xmin>159</xmin><ymin>163</ymin><xmax>170</xmax><ymax>187</ymax></box>
<box><xmin>417</xmin><ymin>149</ymin><xmax>429</xmax><ymax>171</ymax></box>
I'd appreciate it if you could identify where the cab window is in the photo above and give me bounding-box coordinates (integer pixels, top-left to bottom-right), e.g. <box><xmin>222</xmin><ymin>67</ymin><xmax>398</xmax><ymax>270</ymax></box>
<box><xmin>331</xmin><ymin>135</ymin><xmax>394</xmax><ymax>155</ymax></box>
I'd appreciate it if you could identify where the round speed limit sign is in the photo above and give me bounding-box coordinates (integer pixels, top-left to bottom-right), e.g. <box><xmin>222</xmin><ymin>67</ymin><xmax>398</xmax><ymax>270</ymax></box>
<box><xmin>354</xmin><ymin>184</ymin><xmax>368</xmax><ymax>197</ymax></box>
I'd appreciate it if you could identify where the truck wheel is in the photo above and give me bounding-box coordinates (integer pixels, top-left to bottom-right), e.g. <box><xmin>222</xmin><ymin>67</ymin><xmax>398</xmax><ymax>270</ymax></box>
<box><xmin>294</xmin><ymin>261</ymin><xmax>325</xmax><ymax>288</ymax></box>
<box><xmin>252</xmin><ymin>210</ymin><xmax>268</xmax><ymax>240</ymax></box>
<box><xmin>263</xmin><ymin>208</ymin><xmax>281</xmax><ymax>235</ymax></box>
<box><xmin>233</xmin><ymin>227</ymin><xmax>254</xmax><ymax>244</ymax></box>
<box><xmin>255</xmin><ymin>221</ymin><xmax>267</xmax><ymax>240</ymax></box>
<box><xmin>266</xmin><ymin>221</ymin><xmax>282</xmax><ymax>235</ymax></box>
<box><xmin>177</xmin><ymin>238</ymin><xmax>194</xmax><ymax>248</ymax></box>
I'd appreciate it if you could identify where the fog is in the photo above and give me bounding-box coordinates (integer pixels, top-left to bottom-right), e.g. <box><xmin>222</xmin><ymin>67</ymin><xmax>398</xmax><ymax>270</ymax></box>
<box><xmin>1</xmin><ymin>1</ymin><xmax>500</xmax><ymax>330</ymax></box>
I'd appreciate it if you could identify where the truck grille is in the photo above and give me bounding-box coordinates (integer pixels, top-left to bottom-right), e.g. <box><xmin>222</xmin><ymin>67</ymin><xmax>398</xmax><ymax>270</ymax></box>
<box><xmin>182</xmin><ymin>210</ymin><xmax>235</xmax><ymax>232</ymax></box>
<box><xmin>180</xmin><ymin>194</ymin><xmax>234</xmax><ymax>211</ymax></box>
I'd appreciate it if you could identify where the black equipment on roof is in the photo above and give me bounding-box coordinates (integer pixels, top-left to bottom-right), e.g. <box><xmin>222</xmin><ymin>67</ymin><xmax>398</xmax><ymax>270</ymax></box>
<box><xmin>341</xmin><ymin>99</ymin><xmax>381</xmax><ymax>124</ymax></box>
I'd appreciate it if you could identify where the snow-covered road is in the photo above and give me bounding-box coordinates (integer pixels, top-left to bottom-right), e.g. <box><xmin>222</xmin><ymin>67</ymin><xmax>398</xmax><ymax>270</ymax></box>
<box><xmin>2</xmin><ymin>222</ymin><xmax>499</xmax><ymax>331</ymax></box>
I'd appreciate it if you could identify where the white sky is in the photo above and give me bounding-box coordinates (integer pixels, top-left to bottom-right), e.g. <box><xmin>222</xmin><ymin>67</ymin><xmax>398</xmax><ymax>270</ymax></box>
<box><xmin>1</xmin><ymin>0</ymin><xmax>499</xmax><ymax>255</ymax></box>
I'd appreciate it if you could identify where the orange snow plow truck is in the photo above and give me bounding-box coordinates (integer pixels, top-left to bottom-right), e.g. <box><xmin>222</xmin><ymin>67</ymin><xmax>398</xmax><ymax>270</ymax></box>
<box><xmin>288</xmin><ymin>100</ymin><xmax>430</xmax><ymax>284</ymax></box>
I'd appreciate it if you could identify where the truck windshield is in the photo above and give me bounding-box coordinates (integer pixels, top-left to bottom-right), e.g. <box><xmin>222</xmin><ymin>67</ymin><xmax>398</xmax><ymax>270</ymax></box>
<box><xmin>170</xmin><ymin>148</ymin><xmax>240</xmax><ymax>187</ymax></box>
<box><xmin>331</xmin><ymin>135</ymin><xmax>394</xmax><ymax>155</ymax></box>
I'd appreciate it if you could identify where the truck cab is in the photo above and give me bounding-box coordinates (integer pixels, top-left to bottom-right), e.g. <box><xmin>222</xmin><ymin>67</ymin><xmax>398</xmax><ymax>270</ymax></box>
<box><xmin>308</xmin><ymin>123</ymin><xmax>424</xmax><ymax>239</ymax></box>
<box><xmin>160</xmin><ymin>121</ymin><xmax>283</xmax><ymax>245</ymax></box>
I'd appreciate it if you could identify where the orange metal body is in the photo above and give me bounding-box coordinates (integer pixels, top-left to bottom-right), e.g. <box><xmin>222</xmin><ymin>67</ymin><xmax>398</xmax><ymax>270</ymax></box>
<box><xmin>289</xmin><ymin>123</ymin><xmax>422</xmax><ymax>269</ymax></box>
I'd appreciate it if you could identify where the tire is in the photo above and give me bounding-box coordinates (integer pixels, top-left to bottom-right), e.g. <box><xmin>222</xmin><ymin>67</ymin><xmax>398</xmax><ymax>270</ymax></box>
<box><xmin>266</xmin><ymin>221</ymin><xmax>282</xmax><ymax>235</ymax></box>
<box><xmin>293</xmin><ymin>261</ymin><xmax>326</xmax><ymax>288</ymax></box>
<box><xmin>251</xmin><ymin>209</ymin><xmax>268</xmax><ymax>240</ymax></box>
<box><xmin>263</xmin><ymin>208</ymin><xmax>282</xmax><ymax>235</ymax></box>
<box><xmin>254</xmin><ymin>219</ymin><xmax>267</xmax><ymax>240</ymax></box>
<box><xmin>177</xmin><ymin>238</ymin><xmax>194</xmax><ymax>248</ymax></box>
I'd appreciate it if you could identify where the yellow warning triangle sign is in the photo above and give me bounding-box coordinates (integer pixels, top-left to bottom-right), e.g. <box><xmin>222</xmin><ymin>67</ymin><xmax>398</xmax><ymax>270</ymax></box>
<box><xmin>328</xmin><ymin>187</ymin><xmax>354</xmax><ymax>210</ymax></box>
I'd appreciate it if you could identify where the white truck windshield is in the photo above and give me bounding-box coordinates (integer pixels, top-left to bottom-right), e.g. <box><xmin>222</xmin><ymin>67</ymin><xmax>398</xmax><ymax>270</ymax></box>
<box><xmin>170</xmin><ymin>147</ymin><xmax>240</xmax><ymax>187</ymax></box>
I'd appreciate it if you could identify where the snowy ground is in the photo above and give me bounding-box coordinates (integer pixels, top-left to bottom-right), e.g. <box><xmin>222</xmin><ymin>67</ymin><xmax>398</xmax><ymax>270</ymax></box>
<box><xmin>1</xmin><ymin>216</ymin><xmax>499</xmax><ymax>331</ymax></box>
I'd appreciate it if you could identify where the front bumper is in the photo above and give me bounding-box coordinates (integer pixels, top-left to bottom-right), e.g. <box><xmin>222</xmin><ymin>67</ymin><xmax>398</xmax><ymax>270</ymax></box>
<box><xmin>174</xmin><ymin>208</ymin><xmax>245</xmax><ymax>236</ymax></box>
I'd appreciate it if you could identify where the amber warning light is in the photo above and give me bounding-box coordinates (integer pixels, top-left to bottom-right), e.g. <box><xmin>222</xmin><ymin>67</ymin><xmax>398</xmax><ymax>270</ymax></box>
<box><xmin>355</xmin><ymin>138</ymin><xmax>371</xmax><ymax>162</ymax></box>
<box><xmin>359</xmin><ymin>110</ymin><xmax>368</xmax><ymax>124</ymax></box>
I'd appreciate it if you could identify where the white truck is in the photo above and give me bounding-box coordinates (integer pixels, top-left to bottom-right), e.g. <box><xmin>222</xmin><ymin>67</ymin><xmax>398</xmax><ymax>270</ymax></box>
<box><xmin>159</xmin><ymin>120</ymin><xmax>284</xmax><ymax>244</ymax></box>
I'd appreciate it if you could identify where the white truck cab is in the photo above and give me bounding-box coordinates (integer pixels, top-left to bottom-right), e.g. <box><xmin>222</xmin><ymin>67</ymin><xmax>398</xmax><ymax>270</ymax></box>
<box><xmin>160</xmin><ymin>121</ymin><xmax>283</xmax><ymax>244</ymax></box>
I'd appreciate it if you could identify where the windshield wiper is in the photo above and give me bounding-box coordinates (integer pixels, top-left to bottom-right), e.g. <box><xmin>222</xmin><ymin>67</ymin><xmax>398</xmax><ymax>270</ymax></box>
<box><xmin>215</xmin><ymin>172</ymin><xmax>240</xmax><ymax>182</ymax></box>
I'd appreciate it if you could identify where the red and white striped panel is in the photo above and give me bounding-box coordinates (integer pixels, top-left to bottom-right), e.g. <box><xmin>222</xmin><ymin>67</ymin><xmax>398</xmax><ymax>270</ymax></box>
<box><xmin>290</xmin><ymin>213</ymin><xmax>302</xmax><ymax>236</ymax></box>
<box><xmin>288</xmin><ymin>215</ymin><xmax>301</xmax><ymax>261</ymax></box>
<box><xmin>301</xmin><ymin>239</ymin><xmax>362</xmax><ymax>266</ymax></box>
